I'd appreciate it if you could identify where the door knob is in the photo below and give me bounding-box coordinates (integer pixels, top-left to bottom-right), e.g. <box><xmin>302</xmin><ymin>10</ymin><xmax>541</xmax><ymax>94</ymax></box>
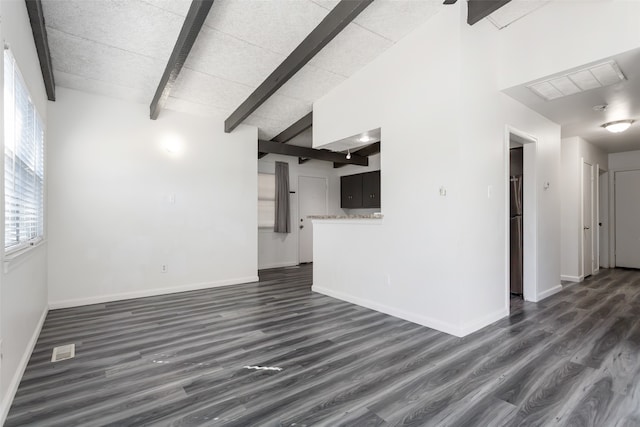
<box><xmin>300</xmin><ymin>225</ymin><xmax>304</xmax><ymax>229</ymax></box>
<box><xmin>584</xmin><ymin>226</ymin><xmax>590</xmax><ymax>230</ymax></box>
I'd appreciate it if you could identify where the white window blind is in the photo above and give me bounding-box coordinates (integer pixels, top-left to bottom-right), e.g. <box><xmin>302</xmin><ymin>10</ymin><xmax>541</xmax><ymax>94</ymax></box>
<box><xmin>4</xmin><ymin>49</ymin><xmax>45</xmax><ymax>252</ymax></box>
<box><xmin>258</xmin><ymin>173</ymin><xmax>275</xmax><ymax>228</ymax></box>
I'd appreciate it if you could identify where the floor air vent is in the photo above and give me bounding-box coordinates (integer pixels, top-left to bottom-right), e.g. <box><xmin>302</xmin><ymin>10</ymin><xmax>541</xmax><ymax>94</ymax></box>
<box><xmin>51</xmin><ymin>344</ymin><xmax>75</xmax><ymax>362</ymax></box>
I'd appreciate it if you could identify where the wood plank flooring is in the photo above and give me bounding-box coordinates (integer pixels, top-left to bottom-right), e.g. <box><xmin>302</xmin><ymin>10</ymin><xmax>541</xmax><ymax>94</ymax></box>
<box><xmin>6</xmin><ymin>266</ymin><xmax>640</xmax><ymax>426</ymax></box>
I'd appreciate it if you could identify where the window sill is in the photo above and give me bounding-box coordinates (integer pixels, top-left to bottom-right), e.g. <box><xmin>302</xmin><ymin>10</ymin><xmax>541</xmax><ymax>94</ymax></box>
<box><xmin>4</xmin><ymin>239</ymin><xmax>46</xmax><ymax>273</ymax></box>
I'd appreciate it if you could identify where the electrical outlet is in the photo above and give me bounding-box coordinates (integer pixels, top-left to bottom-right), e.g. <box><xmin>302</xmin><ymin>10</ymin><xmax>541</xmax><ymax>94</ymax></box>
<box><xmin>161</xmin><ymin>264</ymin><xmax>168</xmax><ymax>273</ymax></box>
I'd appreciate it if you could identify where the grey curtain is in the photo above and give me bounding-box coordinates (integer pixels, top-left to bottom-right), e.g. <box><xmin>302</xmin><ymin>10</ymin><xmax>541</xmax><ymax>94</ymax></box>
<box><xmin>274</xmin><ymin>161</ymin><xmax>290</xmax><ymax>233</ymax></box>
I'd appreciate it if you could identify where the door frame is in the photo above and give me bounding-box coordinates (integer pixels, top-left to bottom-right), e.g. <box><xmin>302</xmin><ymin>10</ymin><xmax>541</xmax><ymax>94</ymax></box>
<box><xmin>504</xmin><ymin>126</ymin><xmax>538</xmax><ymax>308</ymax></box>
<box><xmin>609</xmin><ymin>168</ymin><xmax>640</xmax><ymax>267</ymax></box>
<box><xmin>581</xmin><ymin>159</ymin><xmax>594</xmax><ymax>278</ymax></box>
<box><xmin>297</xmin><ymin>175</ymin><xmax>328</xmax><ymax>264</ymax></box>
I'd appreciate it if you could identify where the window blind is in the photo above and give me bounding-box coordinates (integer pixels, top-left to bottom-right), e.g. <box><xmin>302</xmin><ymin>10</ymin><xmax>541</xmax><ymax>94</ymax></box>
<box><xmin>258</xmin><ymin>173</ymin><xmax>275</xmax><ymax>228</ymax></box>
<box><xmin>4</xmin><ymin>49</ymin><xmax>45</xmax><ymax>252</ymax></box>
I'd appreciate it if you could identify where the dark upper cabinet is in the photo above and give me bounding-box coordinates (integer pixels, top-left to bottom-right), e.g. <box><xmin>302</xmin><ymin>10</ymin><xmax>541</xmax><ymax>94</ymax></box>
<box><xmin>362</xmin><ymin>170</ymin><xmax>381</xmax><ymax>208</ymax></box>
<box><xmin>341</xmin><ymin>174</ymin><xmax>362</xmax><ymax>208</ymax></box>
<box><xmin>340</xmin><ymin>170</ymin><xmax>380</xmax><ymax>209</ymax></box>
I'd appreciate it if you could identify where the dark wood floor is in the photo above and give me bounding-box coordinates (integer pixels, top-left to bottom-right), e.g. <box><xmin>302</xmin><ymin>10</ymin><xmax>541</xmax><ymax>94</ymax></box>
<box><xmin>6</xmin><ymin>266</ymin><xmax>640</xmax><ymax>426</ymax></box>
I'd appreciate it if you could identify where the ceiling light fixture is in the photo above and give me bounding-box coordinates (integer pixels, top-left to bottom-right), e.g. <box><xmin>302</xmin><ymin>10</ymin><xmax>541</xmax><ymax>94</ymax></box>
<box><xmin>346</xmin><ymin>149</ymin><xmax>351</xmax><ymax>160</ymax></box>
<box><xmin>359</xmin><ymin>135</ymin><xmax>372</xmax><ymax>143</ymax></box>
<box><xmin>602</xmin><ymin>120</ymin><xmax>634</xmax><ymax>133</ymax></box>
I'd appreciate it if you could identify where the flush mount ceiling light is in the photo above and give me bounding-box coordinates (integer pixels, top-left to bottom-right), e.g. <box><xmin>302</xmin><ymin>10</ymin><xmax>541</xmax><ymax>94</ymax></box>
<box><xmin>527</xmin><ymin>60</ymin><xmax>625</xmax><ymax>101</ymax></box>
<box><xmin>359</xmin><ymin>134</ymin><xmax>372</xmax><ymax>143</ymax></box>
<box><xmin>602</xmin><ymin>120</ymin><xmax>634</xmax><ymax>133</ymax></box>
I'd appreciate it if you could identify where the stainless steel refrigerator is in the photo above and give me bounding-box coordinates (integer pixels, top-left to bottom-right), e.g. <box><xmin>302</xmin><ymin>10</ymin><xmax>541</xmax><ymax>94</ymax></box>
<box><xmin>510</xmin><ymin>148</ymin><xmax>523</xmax><ymax>295</ymax></box>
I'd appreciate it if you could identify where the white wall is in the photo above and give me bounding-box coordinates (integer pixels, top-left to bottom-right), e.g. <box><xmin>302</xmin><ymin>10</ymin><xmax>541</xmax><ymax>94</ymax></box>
<box><xmin>560</xmin><ymin>136</ymin><xmax>608</xmax><ymax>281</ymax></box>
<box><xmin>497</xmin><ymin>0</ymin><xmax>640</xmax><ymax>90</ymax></box>
<box><xmin>258</xmin><ymin>153</ymin><xmax>380</xmax><ymax>269</ymax></box>
<box><xmin>0</xmin><ymin>1</ymin><xmax>50</xmax><ymax>422</ymax></box>
<box><xmin>313</xmin><ymin>2</ymin><xmax>562</xmax><ymax>337</ymax></box>
<box><xmin>47</xmin><ymin>88</ymin><xmax>258</xmax><ymax>308</ymax></box>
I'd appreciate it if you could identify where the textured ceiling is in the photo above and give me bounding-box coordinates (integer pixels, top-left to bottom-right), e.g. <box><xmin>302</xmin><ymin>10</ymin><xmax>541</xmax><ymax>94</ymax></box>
<box><xmin>41</xmin><ymin>0</ymin><xmax>444</xmax><ymax>142</ymax></box>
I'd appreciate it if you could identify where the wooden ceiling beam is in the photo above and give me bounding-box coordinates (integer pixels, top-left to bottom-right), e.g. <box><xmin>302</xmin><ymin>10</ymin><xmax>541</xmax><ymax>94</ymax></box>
<box><xmin>467</xmin><ymin>0</ymin><xmax>511</xmax><ymax>25</ymax></box>
<box><xmin>333</xmin><ymin>141</ymin><xmax>380</xmax><ymax>168</ymax></box>
<box><xmin>150</xmin><ymin>0</ymin><xmax>213</xmax><ymax>119</ymax></box>
<box><xmin>259</xmin><ymin>139</ymin><xmax>368</xmax><ymax>166</ymax></box>
<box><xmin>25</xmin><ymin>0</ymin><xmax>56</xmax><ymax>101</ymax></box>
<box><xmin>225</xmin><ymin>0</ymin><xmax>373</xmax><ymax>133</ymax></box>
<box><xmin>259</xmin><ymin>112</ymin><xmax>313</xmax><ymax>159</ymax></box>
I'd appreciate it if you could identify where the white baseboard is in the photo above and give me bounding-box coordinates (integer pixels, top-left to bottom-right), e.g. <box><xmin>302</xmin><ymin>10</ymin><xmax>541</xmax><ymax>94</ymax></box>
<box><xmin>49</xmin><ymin>275</ymin><xmax>260</xmax><ymax>309</ymax></box>
<box><xmin>458</xmin><ymin>307</ymin><xmax>509</xmax><ymax>337</ymax></box>
<box><xmin>0</xmin><ymin>306</ymin><xmax>48</xmax><ymax>425</ymax></box>
<box><xmin>314</xmin><ymin>285</ymin><xmax>471</xmax><ymax>337</ymax></box>
<box><xmin>560</xmin><ymin>275</ymin><xmax>583</xmax><ymax>283</ymax></box>
<box><xmin>533</xmin><ymin>284</ymin><xmax>563</xmax><ymax>302</ymax></box>
<box><xmin>258</xmin><ymin>261</ymin><xmax>298</xmax><ymax>270</ymax></box>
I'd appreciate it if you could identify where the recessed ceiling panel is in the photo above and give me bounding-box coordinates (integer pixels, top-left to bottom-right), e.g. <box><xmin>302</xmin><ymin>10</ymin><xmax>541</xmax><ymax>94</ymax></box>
<box><xmin>54</xmin><ymin>70</ymin><xmax>150</xmax><ymax>104</ymax></box>
<box><xmin>164</xmin><ymin>96</ymin><xmax>228</xmax><ymax>121</ymax></box>
<box><xmin>353</xmin><ymin>0</ymin><xmax>441</xmax><ymax>42</ymax></box>
<box><xmin>41</xmin><ymin>0</ymin><xmax>189</xmax><ymax>61</ymax></box>
<box><xmin>487</xmin><ymin>0</ymin><xmax>549</xmax><ymax>29</ymax></box>
<box><xmin>171</xmin><ymin>68</ymin><xmax>252</xmax><ymax>111</ymax></box>
<box><xmin>203</xmin><ymin>0</ymin><xmax>333</xmax><ymax>56</ymax></box>
<box><xmin>308</xmin><ymin>23</ymin><xmax>393</xmax><ymax>78</ymax></box>
<box><xmin>274</xmin><ymin>65</ymin><xmax>346</xmax><ymax>103</ymax></box>
<box><xmin>184</xmin><ymin>26</ymin><xmax>285</xmax><ymax>88</ymax></box>
<box><xmin>47</xmin><ymin>28</ymin><xmax>164</xmax><ymax>100</ymax></box>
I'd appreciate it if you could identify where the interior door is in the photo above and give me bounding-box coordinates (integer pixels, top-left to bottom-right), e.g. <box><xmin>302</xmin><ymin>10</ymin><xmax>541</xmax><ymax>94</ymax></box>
<box><xmin>298</xmin><ymin>176</ymin><xmax>327</xmax><ymax>264</ymax></box>
<box><xmin>615</xmin><ymin>170</ymin><xmax>640</xmax><ymax>268</ymax></box>
<box><xmin>583</xmin><ymin>162</ymin><xmax>593</xmax><ymax>277</ymax></box>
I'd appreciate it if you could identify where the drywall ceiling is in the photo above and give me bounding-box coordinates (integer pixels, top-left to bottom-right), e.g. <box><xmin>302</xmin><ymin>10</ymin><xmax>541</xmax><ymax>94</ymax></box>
<box><xmin>503</xmin><ymin>46</ymin><xmax>640</xmax><ymax>154</ymax></box>
<box><xmin>41</xmin><ymin>0</ymin><xmax>444</xmax><ymax>140</ymax></box>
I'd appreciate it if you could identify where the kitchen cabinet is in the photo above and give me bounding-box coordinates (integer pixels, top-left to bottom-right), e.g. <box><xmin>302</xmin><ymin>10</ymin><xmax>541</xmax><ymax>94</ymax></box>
<box><xmin>362</xmin><ymin>170</ymin><xmax>380</xmax><ymax>208</ymax></box>
<box><xmin>340</xmin><ymin>170</ymin><xmax>380</xmax><ymax>209</ymax></box>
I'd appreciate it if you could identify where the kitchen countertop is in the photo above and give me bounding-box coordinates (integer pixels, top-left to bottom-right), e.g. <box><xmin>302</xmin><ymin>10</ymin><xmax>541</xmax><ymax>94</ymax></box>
<box><xmin>307</xmin><ymin>214</ymin><xmax>384</xmax><ymax>219</ymax></box>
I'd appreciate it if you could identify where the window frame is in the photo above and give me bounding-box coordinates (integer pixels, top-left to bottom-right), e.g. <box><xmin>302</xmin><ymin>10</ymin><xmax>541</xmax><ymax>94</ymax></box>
<box><xmin>3</xmin><ymin>48</ymin><xmax>46</xmax><ymax>256</ymax></box>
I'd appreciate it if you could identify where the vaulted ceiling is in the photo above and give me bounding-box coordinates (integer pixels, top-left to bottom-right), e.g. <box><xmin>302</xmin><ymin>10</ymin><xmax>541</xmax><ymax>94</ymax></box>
<box><xmin>40</xmin><ymin>0</ymin><xmax>443</xmax><ymax>140</ymax></box>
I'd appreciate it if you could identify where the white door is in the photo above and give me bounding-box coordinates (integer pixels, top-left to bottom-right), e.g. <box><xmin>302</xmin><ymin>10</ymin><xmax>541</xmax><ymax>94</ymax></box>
<box><xmin>298</xmin><ymin>176</ymin><xmax>327</xmax><ymax>263</ymax></box>
<box><xmin>583</xmin><ymin>162</ymin><xmax>593</xmax><ymax>277</ymax></box>
<box><xmin>615</xmin><ymin>170</ymin><xmax>640</xmax><ymax>268</ymax></box>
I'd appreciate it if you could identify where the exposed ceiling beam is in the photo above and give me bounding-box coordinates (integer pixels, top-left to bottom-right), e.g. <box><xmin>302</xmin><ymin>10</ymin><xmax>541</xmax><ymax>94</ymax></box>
<box><xmin>298</xmin><ymin>158</ymin><xmax>311</xmax><ymax>165</ymax></box>
<box><xmin>150</xmin><ymin>0</ymin><xmax>214</xmax><ymax>120</ymax></box>
<box><xmin>259</xmin><ymin>139</ymin><xmax>368</xmax><ymax>166</ymax></box>
<box><xmin>258</xmin><ymin>112</ymin><xmax>314</xmax><ymax>159</ymax></box>
<box><xmin>272</xmin><ymin>112</ymin><xmax>313</xmax><ymax>143</ymax></box>
<box><xmin>25</xmin><ymin>0</ymin><xmax>55</xmax><ymax>101</ymax></box>
<box><xmin>467</xmin><ymin>0</ymin><xmax>511</xmax><ymax>25</ymax></box>
<box><xmin>225</xmin><ymin>0</ymin><xmax>373</xmax><ymax>133</ymax></box>
<box><xmin>443</xmin><ymin>0</ymin><xmax>457</xmax><ymax>4</ymax></box>
<box><xmin>333</xmin><ymin>141</ymin><xmax>380</xmax><ymax>168</ymax></box>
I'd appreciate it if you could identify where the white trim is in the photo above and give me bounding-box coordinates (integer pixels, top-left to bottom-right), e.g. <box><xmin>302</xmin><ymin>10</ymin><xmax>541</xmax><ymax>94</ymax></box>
<box><xmin>0</xmin><ymin>306</ymin><xmax>48</xmax><ymax>425</ymax></box>
<box><xmin>458</xmin><ymin>307</ymin><xmax>509</xmax><ymax>337</ymax></box>
<box><xmin>48</xmin><ymin>276</ymin><xmax>259</xmax><ymax>309</ymax></box>
<box><xmin>531</xmin><ymin>284</ymin><xmax>563</xmax><ymax>302</ymax></box>
<box><xmin>314</xmin><ymin>285</ymin><xmax>476</xmax><ymax>338</ymax></box>
<box><xmin>561</xmin><ymin>274</ymin><xmax>583</xmax><ymax>283</ymax></box>
<box><xmin>258</xmin><ymin>261</ymin><xmax>298</xmax><ymax>270</ymax></box>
